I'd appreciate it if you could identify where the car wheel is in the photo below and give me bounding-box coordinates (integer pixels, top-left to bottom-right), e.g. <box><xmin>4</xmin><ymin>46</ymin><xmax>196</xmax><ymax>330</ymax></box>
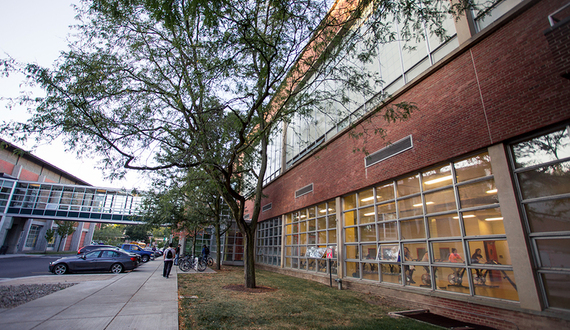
<box><xmin>54</xmin><ymin>264</ymin><xmax>67</xmax><ymax>275</ymax></box>
<box><xmin>111</xmin><ymin>263</ymin><xmax>123</xmax><ymax>274</ymax></box>
<box><xmin>141</xmin><ymin>255</ymin><xmax>150</xmax><ymax>263</ymax></box>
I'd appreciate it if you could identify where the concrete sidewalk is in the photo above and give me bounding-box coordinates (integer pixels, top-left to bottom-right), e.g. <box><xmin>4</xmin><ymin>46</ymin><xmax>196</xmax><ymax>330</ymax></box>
<box><xmin>0</xmin><ymin>260</ymin><xmax>178</xmax><ymax>330</ymax></box>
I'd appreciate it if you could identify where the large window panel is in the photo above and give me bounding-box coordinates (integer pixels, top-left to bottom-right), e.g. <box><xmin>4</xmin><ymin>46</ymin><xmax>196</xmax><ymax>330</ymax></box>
<box><xmin>429</xmin><ymin>214</ymin><xmax>462</xmax><ymax>238</ymax></box>
<box><xmin>398</xmin><ymin>195</ymin><xmax>423</xmax><ymax>218</ymax></box>
<box><xmin>422</xmin><ymin>165</ymin><xmax>453</xmax><ymax>191</ymax></box>
<box><xmin>377</xmin><ymin>202</ymin><xmax>397</xmax><ymax>221</ymax></box>
<box><xmin>425</xmin><ymin>188</ymin><xmax>456</xmax><ymax>214</ymax></box>
<box><xmin>454</xmin><ymin>152</ymin><xmax>492</xmax><ymax>183</ymax></box>
<box><xmin>518</xmin><ymin>162</ymin><xmax>570</xmax><ymax>200</ymax></box>
<box><xmin>525</xmin><ymin>198</ymin><xmax>570</xmax><ymax>233</ymax></box>
<box><xmin>458</xmin><ymin>179</ymin><xmax>499</xmax><ymax>208</ymax></box>
<box><xmin>397</xmin><ymin>174</ymin><xmax>420</xmax><ymax>197</ymax></box>
<box><xmin>378</xmin><ymin>221</ymin><xmax>398</xmax><ymax>241</ymax></box>
<box><xmin>400</xmin><ymin>218</ymin><xmax>426</xmax><ymax>240</ymax></box>
<box><xmin>462</xmin><ymin>208</ymin><xmax>505</xmax><ymax>236</ymax></box>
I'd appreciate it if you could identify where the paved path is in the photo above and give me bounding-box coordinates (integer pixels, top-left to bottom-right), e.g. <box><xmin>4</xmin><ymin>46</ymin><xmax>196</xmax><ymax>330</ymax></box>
<box><xmin>0</xmin><ymin>260</ymin><xmax>178</xmax><ymax>330</ymax></box>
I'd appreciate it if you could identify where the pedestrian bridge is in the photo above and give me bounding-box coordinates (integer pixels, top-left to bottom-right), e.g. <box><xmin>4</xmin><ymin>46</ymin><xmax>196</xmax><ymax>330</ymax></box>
<box><xmin>0</xmin><ymin>178</ymin><xmax>144</xmax><ymax>224</ymax></box>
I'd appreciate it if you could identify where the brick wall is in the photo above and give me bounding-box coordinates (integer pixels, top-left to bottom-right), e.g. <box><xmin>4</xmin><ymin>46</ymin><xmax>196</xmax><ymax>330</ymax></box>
<box><xmin>255</xmin><ymin>0</ymin><xmax>570</xmax><ymax>221</ymax></box>
<box><xmin>544</xmin><ymin>15</ymin><xmax>570</xmax><ymax>79</ymax></box>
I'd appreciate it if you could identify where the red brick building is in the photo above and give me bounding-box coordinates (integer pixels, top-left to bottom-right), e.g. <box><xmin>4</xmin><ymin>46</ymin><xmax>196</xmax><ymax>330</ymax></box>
<box><xmin>248</xmin><ymin>1</ymin><xmax>570</xmax><ymax>328</ymax></box>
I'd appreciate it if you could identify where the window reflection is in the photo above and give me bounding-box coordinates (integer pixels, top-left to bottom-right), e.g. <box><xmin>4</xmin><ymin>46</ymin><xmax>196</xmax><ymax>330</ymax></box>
<box><xmin>378</xmin><ymin>222</ymin><xmax>398</xmax><ymax>241</ymax></box>
<box><xmin>359</xmin><ymin>207</ymin><xmax>375</xmax><ymax>224</ymax></box>
<box><xmin>360</xmin><ymin>188</ymin><xmax>374</xmax><ymax>206</ymax></box>
<box><xmin>536</xmin><ymin>238</ymin><xmax>570</xmax><ymax>269</ymax></box>
<box><xmin>512</xmin><ymin>128</ymin><xmax>570</xmax><ymax>169</ymax></box>
<box><xmin>376</xmin><ymin>183</ymin><xmax>395</xmax><ymax>202</ymax></box>
<box><xmin>360</xmin><ymin>225</ymin><xmax>376</xmax><ymax>242</ymax></box>
<box><xmin>397</xmin><ymin>174</ymin><xmax>420</xmax><ymax>197</ymax></box>
<box><xmin>458</xmin><ymin>179</ymin><xmax>498</xmax><ymax>208</ymax></box>
<box><xmin>518</xmin><ymin>161</ymin><xmax>570</xmax><ymax>199</ymax></box>
<box><xmin>398</xmin><ymin>195</ymin><xmax>423</xmax><ymax>218</ymax></box>
<box><xmin>525</xmin><ymin>198</ymin><xmax>570</xmax><ymax>233</ymax></box>
<box><xmin>542</xmin><ymin>273</ymin><xmax>570</xmax><ymax>309</ymax></box>
<box><xmin>472</xmin><ymin>269</ymin><xmax>519</xmax><ymax>301</ymax></box>
<box><xmin>425</xmin><ymin>188</ymin><xmax>456</xmax><ymax>214</ymax></box>
<box><xmin>455</xmin><ymin>152</ymin><xmax>492</xmax><ymax>182</ymax></box>
<box><xmin>422</xmin><ymin>164</ymin><xmax>453</xmax><ymax>190</ymax></box>
<box><xmin>377</xmin><ymin>202</ymin><xmax>397</xmax><ymax>221</ymax></box>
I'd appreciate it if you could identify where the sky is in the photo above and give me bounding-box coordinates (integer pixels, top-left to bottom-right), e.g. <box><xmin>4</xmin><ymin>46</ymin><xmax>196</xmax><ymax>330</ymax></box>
<box><xmin>0</xmin><ymin>0</ymin><xmax>149</xmax><ymax>190</ymax></box>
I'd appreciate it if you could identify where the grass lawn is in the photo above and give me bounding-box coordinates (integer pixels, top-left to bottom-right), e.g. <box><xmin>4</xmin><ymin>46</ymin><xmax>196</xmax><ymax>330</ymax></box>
<box><xmin>178</xmin><ymin>266</ymin><xmax>438</xmax><ymax>330</ymax></box>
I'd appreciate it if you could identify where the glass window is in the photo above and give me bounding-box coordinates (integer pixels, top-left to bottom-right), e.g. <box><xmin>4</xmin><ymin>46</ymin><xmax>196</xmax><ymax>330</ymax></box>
<box><xmin>541</xmin><ymin>273</ymin><xmax>570</xmax><ymax>309</ymax></box>
<box><xmin>518</xmin><ymin>161</ymin><xmax>570</xmax><ymax>200</ymax></box>
<box><xmin>428</xmin><ymin>214</ymin><xmax>461</xmax><ymax>238</ymax></box>
<box><xmin>397</xmin><ymin>174</ymin><xmax>420</xmax><ymax>197</ymax></box>
<box><xmin>328</xmin><ymin>214</ymin><xmax>337</xmax><ymax>229</ymax></box>
<box><xmin>346</xmin><ymin>245</ymin><xmax>359</xmax><ymax>260</ymax></box>
<box><xmin>467</xmin><ymin>240</ymin><xmax>511</xmax><ymax>266</ymax></box>
<box><xmin>455</xmin><ymin>152</ymin><xmax>492</xmax><ymax>182</ymax></box>
<box><xmin>377</xmin><ymin>244</ymin><xmax>399</xmax><ymax>262</ymax></box>
<box><xmin>400</xmin><ymin>218</ymin><xmax>426</xmax><ymax>240</ymax></box>
<box><xmin>458</xmin><ymin>179</ymin><xmax>498</xmax><ymax>208</ymax></box>
<box><xmin>536</xmin><ymin>238</ymin><xmax>570</xmax><ymax>269</ymax></box>
<box><xmin>422</xmin><ymin>165</ymin><xmax>453</xmax><ymax>190</ymax></box>
<box><xmin>462</xmin><ymin>208</ymin><xmax>505</xmax><ymax>236</ymax></box>
<box><xmin>378</xmin><ymin>222</ymin><xmax>398</xmax><ymax>241</ymax></box>
<box><xmin>362</xmin><ymin>244</ymin><xmax>377</xmax><ymax>260</ymax></box>
<box><xmin>380</xmin><ymin>264</ymin><xmax>401</xmax><ymax>284</ymax></box>
<box><xmin>359</xmin><ymin>207</ymin><xmax>375</xmax><ymax>224</ymax></box>
<box><xmin>377</xmin><ymin>202</ymin><xmax>397</xmax><ymax>221</ymax></box>
<box><xmin>362</xmin><ymin>262</ymin><xmax>379</xmax><ymax>281</ymax></box>
<box><xmin>343</xmin><ymin>194</ymin><xmax>356</xmax><ymax>210</ymax></box>
<box><xmin>431</xmin><ymin>241</ymin><xmax>465</xmax><ymax>263</ymax></box>
<box><xmin>512</xmin><ymin>127</ymin><xmax>570</xmax><ymax>169</ymax></box>
<box><xmin>360</xmin><ymin>224</ymin><xmax>376</xmax><ymax>242</ymax></box>
<box><xmin>398</xmin><ymin>195</ymin><xmax>423</xmax><ymax>218</ymax></box>
<box><xmin>525</xmin><ymin>198</ymin><xmax>570</xmax><ymax>233</ymax></box>
<box><xmin>403</xmin><ymin>243</ymin><xmax>427</xmax><ymax>261</ymax></box>
<box><xmin>425</xmin><ymin>188</ymin><xmax>456</xmax><ymax>214</ymax></box>
<box><xmin>360</xmin><ymin>188</ymin><xmax>375</xmax><ymax>206</ymax></box>
<box><xmin>345</xmin><ymin>227</ymin><xmax>358</xmax><ymax>243</ymax></box>
<box><xmin>435</xmin><ymin>267</ymin><xmax>469</xmax><ymax>294</ymax></box>
<box><xmin>376</xmin><ymin>183</ymin><xmax>395</xmax><ymax>203</ymax></box>
<box><xmin>344</xmin><ymin>211</ymin><xmax>356</xmax><ymax>227</ymax></box>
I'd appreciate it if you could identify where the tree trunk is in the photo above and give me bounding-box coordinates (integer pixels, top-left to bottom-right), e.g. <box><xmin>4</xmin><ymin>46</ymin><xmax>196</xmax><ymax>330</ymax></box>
<box><xmin>244</xmin><ymin>226</ymin><xmax>256</xmax><ymax>288</ymax></box>
<box><xmin>215</xmin><ymin>222</ymin><xmax>221</xmax><ymax>271</ymax></box>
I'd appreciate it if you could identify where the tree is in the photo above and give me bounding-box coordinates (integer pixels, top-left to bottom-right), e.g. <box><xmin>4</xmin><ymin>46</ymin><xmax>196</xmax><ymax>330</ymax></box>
<box><xmin>1</xmin><ymin>0</ymin><xmax>482</xmax><ymax>287</ymax></box>
<box><xmin>55</xmin><ymin>221</ymin><xmax>76</xmax><ymax>252</ymax></box>
<box><xmin>124</xmin><ymin>224</ymin><xmax>151</xmax><ymax>243</ymax></box>
<box><xmin>141</xmin><ymin>168</ymin><xmax>231</xmax><ymax>269</ymax></box>
<box><xmin>93</xmin><ymin>224</ymin><xmax>125</xmax><ymax>245</ymax></box>
<box><xmin>44</xmin><ymin>228</ymin><xmax>56</xmax><ymax>252</ymax></box>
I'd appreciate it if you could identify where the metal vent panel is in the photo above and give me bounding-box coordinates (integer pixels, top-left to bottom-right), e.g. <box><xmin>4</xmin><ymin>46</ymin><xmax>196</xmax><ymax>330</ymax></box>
<box><xmin>295</xmin><ymin>183</ymin><xmax>313</xmax><ymax>198</ymax></box>
<box><xmin>365</xmin><ymin>135</ymin><xmax>413</xmax><ymax>168</ymax></box>
<box><xmin>262</xmin><ymin>203</ymin><xmax>272</xmax><ymax>212</ymax></box>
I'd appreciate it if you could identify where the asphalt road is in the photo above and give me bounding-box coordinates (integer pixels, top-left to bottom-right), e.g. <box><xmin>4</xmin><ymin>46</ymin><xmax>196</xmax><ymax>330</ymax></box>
<box><xmin>0</xmin><ymin>255</ymin><xmax>64</xmax><ymax>278</ymax></box>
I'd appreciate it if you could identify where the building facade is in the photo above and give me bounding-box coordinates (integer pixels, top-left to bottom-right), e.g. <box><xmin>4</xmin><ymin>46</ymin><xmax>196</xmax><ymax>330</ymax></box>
<box><xmin>249</xmin><ymin>0</ymin><xmax>570</xmax><ymax>329</ymax></box>
<box><xmin>0</xmin><ymin>140</ymin><xmax>96</xmax><ymax>253</ymax></box>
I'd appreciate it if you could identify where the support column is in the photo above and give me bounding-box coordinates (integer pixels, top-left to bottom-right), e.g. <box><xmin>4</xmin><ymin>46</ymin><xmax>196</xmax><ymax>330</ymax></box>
<box><xmin>336</xmin><ymin>196</ymin><xmax>344</xmax><ymax>279</ymax></box>
<box><xmin>488</xmin><ymin>143</ymin><xmax>542</xmax><ymax>311</ymax></box>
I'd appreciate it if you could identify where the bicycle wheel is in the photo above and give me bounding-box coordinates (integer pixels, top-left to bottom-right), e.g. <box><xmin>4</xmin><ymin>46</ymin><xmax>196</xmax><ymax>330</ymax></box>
<box><xmin>197</xmin><ymin>259</ymin><xmax>207</xmax><ymax>272</ymax></box>
<box><xmin>179</xmin><ymin>259</ymin><xmax>190</xmax><ymax>272</ymax></box>
<box><xmin>207</xmin><ymin>257</ymin><xmax>214</xmax><ymax>267</ymax></box>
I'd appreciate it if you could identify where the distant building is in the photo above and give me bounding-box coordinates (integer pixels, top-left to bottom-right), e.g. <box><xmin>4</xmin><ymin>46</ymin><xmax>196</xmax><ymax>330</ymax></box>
<box><xmin>248</xmin><ymin>1</ymin><xmax>570</xmax><ymax>329</ymax></box>
<box><xmin>0</xmin><ymin>139</ymin><xmax>96</xmax><ymax>253</ymax></box>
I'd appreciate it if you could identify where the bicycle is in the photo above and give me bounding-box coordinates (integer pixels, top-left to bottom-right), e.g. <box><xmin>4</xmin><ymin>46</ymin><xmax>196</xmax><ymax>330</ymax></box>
<box><xmin>178</xmin><ymin>255</ymin><xmax>207</xmax><ymax>272</ymax></box>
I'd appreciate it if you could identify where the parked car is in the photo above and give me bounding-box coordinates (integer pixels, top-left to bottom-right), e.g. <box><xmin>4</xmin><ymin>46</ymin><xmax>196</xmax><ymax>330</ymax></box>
<box><xmin>77</xmin><ymin>245</ymin><xmax>114</xmax><ymax>254</ymax></box>
<box><xmin>50</xmin><ymin>248</ymin><xmax>139</xmax><ymax>275</ymax></box>
<box><xmin>119</xmin><ymin>244</ymin><xmax>154</xmax><ymax>262</ymax></box>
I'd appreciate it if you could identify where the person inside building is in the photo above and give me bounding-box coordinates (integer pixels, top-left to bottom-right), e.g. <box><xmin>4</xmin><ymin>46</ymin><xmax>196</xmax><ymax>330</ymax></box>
<box><xmin>202</xmin><ymin>244</ymin><xmax>209</xmax><ymax>259</ymax></box>
<box><xmin>449</xmin><ymin>248</ymin><xmax>466</xmax><ymax>281</ymax></box>
<box><xmin>471</xmin><ymin>248</ymin><xmax>485</xmax><ymax>280</ymax></box>
<box><xmin>403</xmin><ymin>247</ymin><xmax>415</xmax><ymax>284</ymax></box>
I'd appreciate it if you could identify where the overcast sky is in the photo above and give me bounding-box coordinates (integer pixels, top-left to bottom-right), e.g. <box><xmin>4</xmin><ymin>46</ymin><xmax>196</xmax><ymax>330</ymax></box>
<box><xmin>0</xmin><ymin>0</ymin><xmax>149</xmax><ymax>190</ymax></box>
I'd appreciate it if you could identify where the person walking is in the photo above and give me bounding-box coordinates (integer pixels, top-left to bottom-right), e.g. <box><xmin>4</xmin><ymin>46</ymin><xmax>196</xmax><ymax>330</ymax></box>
<box><xmin>163</xmin><ymin>243</ymin><xmax>176</xmax><ymax>278</ymax></box>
